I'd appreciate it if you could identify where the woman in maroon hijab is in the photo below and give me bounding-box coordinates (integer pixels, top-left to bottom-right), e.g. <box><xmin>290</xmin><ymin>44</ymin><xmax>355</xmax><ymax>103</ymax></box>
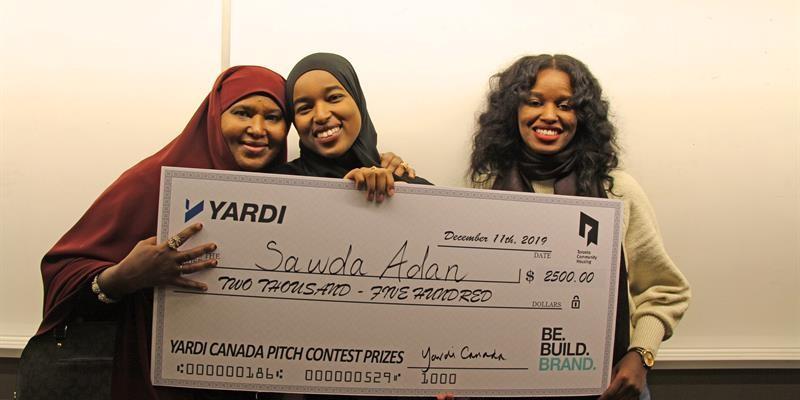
<box><xmin>36</xmin><ymin>66</ymin><xmax>290</xmax><ymax>399</ymax></box>
<box><xmin>35</xmin><ymin>64</ymin><xmax>412</xmax><ymax>399</ymax></box>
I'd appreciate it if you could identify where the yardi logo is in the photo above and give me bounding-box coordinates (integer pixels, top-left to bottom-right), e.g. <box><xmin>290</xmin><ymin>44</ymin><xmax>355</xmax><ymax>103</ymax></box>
<box><xmin>184</xmin><ymin>199</ymin><xmax>204</xmax><ymax>222</ymax></box>
<box><xmin>182</xmin><ymin>198</ymin><xmax>287</xmax><ymax>224</ymax></box>
<box><xmin>578</xmin><ymin>212</ymin><xmax>599</xmax><ymax>246</ymax></box>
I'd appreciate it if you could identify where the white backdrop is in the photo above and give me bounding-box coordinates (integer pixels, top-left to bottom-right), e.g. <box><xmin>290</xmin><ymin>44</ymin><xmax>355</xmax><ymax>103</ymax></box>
<box><xmin>0</xmin><ymin>0</ymin><xmax>223</xmax><ymax>355</ymax></box>
<box><xmin>1</xmin><ymin>0</ymin><xmax>798</xmax><ymax>366</ymax></box>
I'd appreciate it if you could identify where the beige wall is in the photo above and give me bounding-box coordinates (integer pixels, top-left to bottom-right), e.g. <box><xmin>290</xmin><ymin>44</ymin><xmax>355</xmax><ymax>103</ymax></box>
<box><xmin>0</xmin><ymin>0</ymin><xmax>222</xmax><ymax>354</ymax></box>
<box><xmin>2</xmin><ymin>0</ymin><xmax>799</xmax><ymax>365</ymax></box>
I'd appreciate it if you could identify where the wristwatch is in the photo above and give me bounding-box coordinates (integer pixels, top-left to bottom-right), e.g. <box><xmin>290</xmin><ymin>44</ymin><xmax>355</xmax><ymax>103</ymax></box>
<box><xmin>630</xmin><ymin>347</ymin><xmax>655</xmax><ymax>369</ymax></box>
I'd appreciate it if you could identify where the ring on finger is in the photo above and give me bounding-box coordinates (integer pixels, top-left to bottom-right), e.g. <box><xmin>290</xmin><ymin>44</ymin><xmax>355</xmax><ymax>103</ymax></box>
<box><xmin>370</xmin><ymin>166</ymin><xmax>378</xmax><ymax>171</ymax></box>
<box><xmin>178</xmin><ymin>264</ymin><xmax>184</xmax><ymax>274</ymax></box>
<box><xmin>167</xmin><ymin>235</ymin><xmax>183</xmax><ymax>251</ymax></box>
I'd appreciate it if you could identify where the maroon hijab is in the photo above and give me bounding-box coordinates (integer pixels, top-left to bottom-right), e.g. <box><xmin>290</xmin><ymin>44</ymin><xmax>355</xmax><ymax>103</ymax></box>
<box><xmin>37</xmin><ymin>66</ymin><xmax>286</xmax><ymax>399</ymax></box>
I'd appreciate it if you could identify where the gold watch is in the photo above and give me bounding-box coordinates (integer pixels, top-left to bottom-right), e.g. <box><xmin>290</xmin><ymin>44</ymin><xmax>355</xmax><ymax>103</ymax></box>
<box><xmin>631</xmin><ymin>347</ymin><xmax>655</xmax><ymax>369</ymax></box>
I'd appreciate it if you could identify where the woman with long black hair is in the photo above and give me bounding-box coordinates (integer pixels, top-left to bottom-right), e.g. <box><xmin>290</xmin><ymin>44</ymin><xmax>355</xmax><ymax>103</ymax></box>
<box><xmin>470</xmin><ymin>54</ymin><xmax>691</xmax><ymax>400</ymax></box>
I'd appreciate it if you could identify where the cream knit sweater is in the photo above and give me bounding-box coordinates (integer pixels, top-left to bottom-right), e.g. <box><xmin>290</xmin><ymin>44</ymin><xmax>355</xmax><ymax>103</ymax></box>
<box><xmin>477</xmin><ymin>170</ymin><xmax>691</xmax><ymax>356</ymax></box>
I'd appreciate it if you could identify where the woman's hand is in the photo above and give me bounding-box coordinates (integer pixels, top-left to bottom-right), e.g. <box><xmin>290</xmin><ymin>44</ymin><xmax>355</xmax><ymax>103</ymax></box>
<box><xmin>98</xmin><ymin>223</ymin><xmax>217</xmax><ymax>298</ymax></box>
<box><xmin>380</xmin><ymin>151</ymin><xmax>416</xmax><ymax>179</ymax></box>
<box><xmin>344</xmin><ymin>166</ymin><xmax>396</xmax><ymax>203</ymax></box>
<box><xmin>598</xmin><ymin>351</ymin><xmax>648</xmax><ymax>400</ymax></box>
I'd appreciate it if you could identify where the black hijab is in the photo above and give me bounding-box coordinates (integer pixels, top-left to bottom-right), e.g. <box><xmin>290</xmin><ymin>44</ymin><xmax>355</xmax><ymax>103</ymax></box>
<box><xmin>280</xmin><ymin>52</ymin><xmax>382</xmax><ymax>178</ymax></box>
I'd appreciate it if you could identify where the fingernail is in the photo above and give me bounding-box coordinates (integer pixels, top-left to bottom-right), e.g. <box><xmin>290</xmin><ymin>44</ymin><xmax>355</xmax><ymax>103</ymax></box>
<box><xmin>202</xmin><ymin>285</ymin><xmax>208</xmax><ymax>291</ymax></box>
<box><xmin>211</xmin><ymin>260</ymin><xmax>218</xmax><ymax>266</ymax></box>
<box><xmin>211</xmin><ymin>244</ymin><xmax>217</xmax><ymax>251</ymax></box>
<box><xmin>197</xmin><ymin>223</ymin><xmax>203</xmax><ymax>229</ymax></box>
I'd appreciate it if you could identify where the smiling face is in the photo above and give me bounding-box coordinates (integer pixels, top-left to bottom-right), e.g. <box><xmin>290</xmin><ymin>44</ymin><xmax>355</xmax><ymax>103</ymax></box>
<box><xmin>292</xmin><ymin>70</ymin><xmax>362</xmax><ymax>158</ymax></box>
<box><xmin>220</xmin><ymin>94</ymin><xmax>287</xmax><ymax>171</ymax></box>
<box><xmin>517</xmin><ymin>68</ymin><xmax>578</xmax><ymax>155</ymax></box>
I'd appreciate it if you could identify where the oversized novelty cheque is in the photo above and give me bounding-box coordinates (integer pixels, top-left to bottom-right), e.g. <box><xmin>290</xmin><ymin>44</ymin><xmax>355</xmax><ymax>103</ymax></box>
<box><xmin>152</xmin><ymin>167</ymin><xmax>622</xmax><ymax>397</ymax></box>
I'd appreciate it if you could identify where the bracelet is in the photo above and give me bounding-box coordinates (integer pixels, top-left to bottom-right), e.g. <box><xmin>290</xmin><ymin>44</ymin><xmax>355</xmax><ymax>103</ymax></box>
<box><xmin>91</xmin><ymin>273</ymin><xmax>119</xmax><ymax>304</ymax></box>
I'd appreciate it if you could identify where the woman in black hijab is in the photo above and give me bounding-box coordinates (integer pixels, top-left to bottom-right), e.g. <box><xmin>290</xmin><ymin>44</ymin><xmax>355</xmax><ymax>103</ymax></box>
<box><xmin>274</xmin><ymin>53</ymin><xmax>431</xmax><ymax>197</ymax></box>
<box><xmin>271</xmin><ymin>52</ymin><xmax>438</xmax><ymax>400</ymax></box>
